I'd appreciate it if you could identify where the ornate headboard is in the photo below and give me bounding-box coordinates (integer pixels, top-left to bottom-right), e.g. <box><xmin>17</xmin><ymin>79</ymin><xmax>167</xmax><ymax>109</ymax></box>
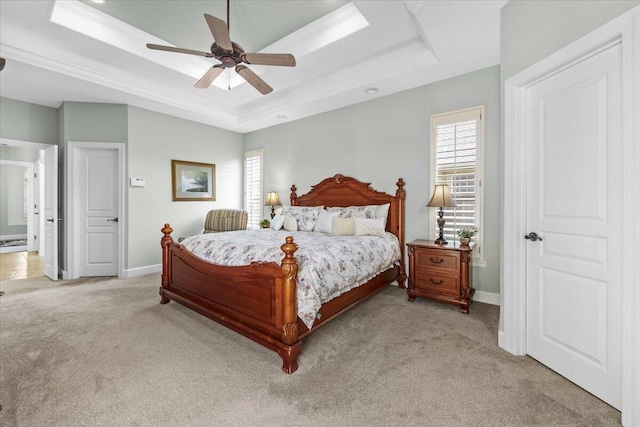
<box><xmin>290</xmin><ymin>174</ymin><xmax>406</xmax><ymax>257</ymax></box>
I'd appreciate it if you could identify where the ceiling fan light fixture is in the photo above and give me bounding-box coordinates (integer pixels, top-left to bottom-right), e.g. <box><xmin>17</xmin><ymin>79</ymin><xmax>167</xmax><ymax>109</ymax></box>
<box><xmin>90</xmin><ymin>0</ymin><xmax>106</xmax><ymax>4</ymax></box>
<box><xmin>365</xmin><ymin>87</ymin><xmax>379</xmax><ymax>94</ymax></box>
<box><xmin>145</xmin><ymin>0</ymin><xmax>296</xmax><ymax>95</ymax></box>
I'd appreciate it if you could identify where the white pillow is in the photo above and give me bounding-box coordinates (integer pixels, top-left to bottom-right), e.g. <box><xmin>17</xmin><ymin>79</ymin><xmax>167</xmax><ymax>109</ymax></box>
<box><xmin>376</xmin><ymin>203</ymin><xmax>390</xmax><ymax>222</ymax></box>
<box><xmin>270</xmin><ymin>214</ymin><xmax>285</xmax><ymax>231</ymax></box>
<box><xmin>283</xmin><ymin>215</ymin><xmax>298</xmax><ymax>232</ymax></box>
<box><xmin>353</xmin><ymin>216</ymin><xmax>386</xmax><ymax>237</ymax></box>
<box><xmin>331</xmin><ymin>217</ymin><xmax>355</xmax><ymax>236</ymax></box>
<box><xmin>313</xmin><ymin>210</ymin><xmax>339</xmax><ymax>233</ymax></box>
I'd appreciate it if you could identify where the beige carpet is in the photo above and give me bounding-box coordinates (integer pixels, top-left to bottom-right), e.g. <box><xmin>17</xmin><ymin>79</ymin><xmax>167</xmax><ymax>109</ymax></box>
<box><xmin>0</xmin><ymin>274</ymin><xmax>620</xmax><ymax>426</ymax></box>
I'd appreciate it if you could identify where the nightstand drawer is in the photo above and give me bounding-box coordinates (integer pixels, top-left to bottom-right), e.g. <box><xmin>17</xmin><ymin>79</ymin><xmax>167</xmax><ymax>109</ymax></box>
<box><xmin>414</xmin><ymin>249</ymin><xmax>460</xmax><ymax>272</ymax></box>
<box><xmin>413</xmin><ymin>271</ymin><xmax>459</xmax><ymax>296</ymax></box>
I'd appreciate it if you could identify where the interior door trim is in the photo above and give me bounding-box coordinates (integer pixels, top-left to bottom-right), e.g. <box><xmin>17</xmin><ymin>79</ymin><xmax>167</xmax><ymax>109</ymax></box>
<box><xmin>500</xmin><ymin>7</ymin><xmax>639</xmax><ymax>425</ymax></box>
<box><xmin>67</xmin><ymin>141</ymin><xmax>125</xmax><ymax>279</ymax></box>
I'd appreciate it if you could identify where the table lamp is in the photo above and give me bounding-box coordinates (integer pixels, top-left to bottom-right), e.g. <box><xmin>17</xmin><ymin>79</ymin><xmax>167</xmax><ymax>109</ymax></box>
<box><xmin>427</xmin><ymin>184</ymin><xmax>457</xmax><ymax>244</ymax></box>
<box><xmin>264</xmin><ymin>191</ymin><xmax>281</xmax><ymax>219</ymax></box>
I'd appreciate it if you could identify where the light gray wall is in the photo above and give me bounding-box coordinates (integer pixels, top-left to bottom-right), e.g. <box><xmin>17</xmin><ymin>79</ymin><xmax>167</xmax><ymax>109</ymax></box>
<box><xmin>0</xmin><ymin>97</ymin><xmax>58</xmax><ymax>144</ymax></box>
<box><xmin>0</xmin><ymin>98</ymin><xmax>54</xmax><ymax>239</ymax></box>
<box><xmin>0</xmin><ymin>147</ymin><xmax>39</xmax><ymax>237</ymax></box>
<box><xmin>501</xmin><ymin>0</ymin><xmax>640</xmax><ymax>81</ymax></box>
<box><xmin>58</xmin><ymin>102</ymin><xmax>129</xmax><ymax>271</ymax></box>
<box><xmin>127</xmin><ymin>106</ymin><xmax>244</xmax><ymax>269</ymax></box>
<box><xmin>244</xmin><ymin>65</ymin><xmax>501</xmax><ymax>295</ymax></box>
<box><xmin>0</xmin><ymin>164</ymin><xmax>27</xmax><ymax>237</ymax></box>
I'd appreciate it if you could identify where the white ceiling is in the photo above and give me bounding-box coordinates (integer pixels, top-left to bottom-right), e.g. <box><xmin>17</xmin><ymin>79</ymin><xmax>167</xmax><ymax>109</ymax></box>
<box><xmin>0</xmin><ymin>0</ymin><xmax>507</xmax><ymax>134</ymax></box>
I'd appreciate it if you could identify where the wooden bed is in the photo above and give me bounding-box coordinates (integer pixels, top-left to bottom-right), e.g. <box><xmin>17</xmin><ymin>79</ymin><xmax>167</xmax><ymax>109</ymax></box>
<box><xmin>160</xmin><ymin>174</ymin><xmax>406</xmax><ymax>373</ymax></box>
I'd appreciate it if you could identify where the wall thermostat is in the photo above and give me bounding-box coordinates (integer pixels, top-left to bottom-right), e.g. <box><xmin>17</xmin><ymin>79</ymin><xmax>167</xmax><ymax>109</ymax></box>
<box><xmin>130</xmin><ymin>177</ymin><xmax>145</xmax><ymax>187</ymax></box>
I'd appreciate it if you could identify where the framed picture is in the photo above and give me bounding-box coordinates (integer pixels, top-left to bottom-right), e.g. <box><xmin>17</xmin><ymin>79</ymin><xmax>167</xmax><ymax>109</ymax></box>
<box><xmin>172</xmin><ymin>160</ymin><xmax>216</xmax><ymax>201</ymax></box>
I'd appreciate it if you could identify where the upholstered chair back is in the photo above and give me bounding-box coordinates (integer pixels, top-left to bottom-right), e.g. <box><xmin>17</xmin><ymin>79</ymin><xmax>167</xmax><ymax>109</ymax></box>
<box><xmin>204</xmin><ymin>209</ymin><xmax>248</xmax><ymax>233</ymax></box>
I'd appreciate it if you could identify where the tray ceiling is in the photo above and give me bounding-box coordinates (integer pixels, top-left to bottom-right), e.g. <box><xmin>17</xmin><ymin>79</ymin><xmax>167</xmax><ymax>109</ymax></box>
<box><xmin>0</xmin><ymin>0</ymin><xmax>507</xmax><ymax>133</ymax></box>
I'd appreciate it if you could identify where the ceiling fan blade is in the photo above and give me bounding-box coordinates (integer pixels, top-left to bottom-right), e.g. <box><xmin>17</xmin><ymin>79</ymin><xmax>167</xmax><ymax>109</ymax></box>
<box><xmin>236</xmin><ymin>65</ymin><xmax>273</xmax><ymax>95</ymax></box>
<box><xmin>146</xmin><ymin>44</ymin><xmax>213</xmax><ymax>58</ymax></box>
<box><xmin>204</xmin><ymin>14</ymin><xmax>233</xmax><ymax>52</ymax></box>
<box><xmin>241</xmin><ymin>53</ymin><xmax>296</xmax><ymax>67</ymax></box>
<box><xmin>194</xmin><ymin>65</ymin><xmax>225</xmax><ymax>88</ymax></box>
<box><xmin>0</xmin><ymin>57</ymin><xmax>5</xmax><ymax>71</ymax></box>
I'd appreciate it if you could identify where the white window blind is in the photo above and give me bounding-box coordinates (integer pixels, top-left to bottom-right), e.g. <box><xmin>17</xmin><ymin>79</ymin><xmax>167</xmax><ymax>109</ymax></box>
<box><xmin>430</xmin><ymin>107</ymin><xmax>484</xmax><ymax>262</ymax></box>
<box><xmin>244</xmin><ymin>149</ymin><xmax>263</xmax><ymax>230</ymax></box>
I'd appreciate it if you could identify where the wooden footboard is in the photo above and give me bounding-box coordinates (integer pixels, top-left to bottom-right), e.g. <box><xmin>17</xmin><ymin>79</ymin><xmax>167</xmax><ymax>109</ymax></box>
<box><xmin>160</xmin><ymin>224</ymin><xmax>302</xmax><ymax>373</ymax></box>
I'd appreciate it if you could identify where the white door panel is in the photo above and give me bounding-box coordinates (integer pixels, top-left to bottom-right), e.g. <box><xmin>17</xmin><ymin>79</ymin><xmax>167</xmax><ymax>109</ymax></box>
<box><xmin>526</xmin><ymin>44</ymin><xmax>622</xmax><ymax>408</ymax></box>
<box><xmin>43</xmin><ymin>145</ymin><xmax>58</xmax><ymax>281</ymax></box>
<box><xmin>78</xmin><ymin>148</ymin><xmax>118</xmax><ymax>277</ymax></box>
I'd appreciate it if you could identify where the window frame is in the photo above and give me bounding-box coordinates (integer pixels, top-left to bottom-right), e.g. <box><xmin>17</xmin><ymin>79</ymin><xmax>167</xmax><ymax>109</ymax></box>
<box><xmin>429</xmin><ymin>106</ymin><xmax>486</xmax><ymax>266</ymax></box>
<box><xmin>243</xmin><ymin>148</ymin><xmax>263</xmax><ymax>230</ymax></box>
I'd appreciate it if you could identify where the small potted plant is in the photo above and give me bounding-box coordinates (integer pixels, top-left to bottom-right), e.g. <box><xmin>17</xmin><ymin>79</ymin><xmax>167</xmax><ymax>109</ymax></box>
<box><xmin>456</xmin><ymin>228</ymin><xmax>478</xmax><ymax>245</ymax></box>
<box><xmin>260</xmin><ymin>219</ymin><xmax>271</xmax><ymax>229</ymax></box>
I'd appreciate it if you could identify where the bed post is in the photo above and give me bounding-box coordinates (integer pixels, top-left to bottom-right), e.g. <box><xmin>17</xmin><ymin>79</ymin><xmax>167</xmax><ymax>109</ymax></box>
<box><xmin>290</xmin><ymin>185</ymin><xmax>298</xmax><ymax>206</ymax></box>
<box><xmin>278</xmin><ymin>236</ymin><xmax>301</xmax><ymax>373</ymax></box>
<box><xmin>160</xmin><ymin>223</ymin><xmax>173</xmax><ymax>304</ymax></box>
<box><xmin>396</xmin><ymin>178</ymin><xmax>407</xmax><ymax>288</ymax></box>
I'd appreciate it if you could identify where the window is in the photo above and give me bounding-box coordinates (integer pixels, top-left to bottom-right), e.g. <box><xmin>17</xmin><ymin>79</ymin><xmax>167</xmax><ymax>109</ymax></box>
<box><xmin>244</xmin><ymin>149</ymin><xmax>263</xmax><ymax>230</ymax></box>
<box><xmin>429</xmin><ymin>106</ymin><xmax>485</xmax><ymax>265</ymax></box>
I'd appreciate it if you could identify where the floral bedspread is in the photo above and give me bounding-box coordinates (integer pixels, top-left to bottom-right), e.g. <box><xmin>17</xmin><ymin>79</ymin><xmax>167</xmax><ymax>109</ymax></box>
<box><xmin>181</xmin><ymin>230</ymin><xmax>401</xmax><ymax>329</ymax></box>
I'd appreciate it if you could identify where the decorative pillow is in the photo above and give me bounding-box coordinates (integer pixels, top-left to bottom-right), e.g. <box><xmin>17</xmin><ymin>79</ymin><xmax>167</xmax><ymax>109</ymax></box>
<box><xmin>331</xmin><ymin>217</ymin><xmax>355</xmax><ymax>236</ymax></box>
<box><xmin>376</xmin><ymin>203</ymin><xmax>390</xmax><ymax>222</ymax></box>
<box><xmin>313</xmin><ymin>209</ymin><xmax>339</xmax><ymax>234</ymax></box>
<box><xmin>280</xmin><ymin>206</ymin><xmax>323</xmax><ymax>232</ymax></box>
<box><xmin>283</xmin><ymin>214</ymin><xmax>298</xmax><ymax>232</ymax></box>
<box><xmin>327</xmin><ymin>205</ymin><xmax>378</xmax><ymax>219</ymax></box>
<box><xmin>353</xmin><ymin>216</ymin><xmax>386</xmax><ymax>237</ymax></box>
<box><xmin>270</xmin><ymin>214</ymin><xmax>285</xmax><ymax>231</ymax></box>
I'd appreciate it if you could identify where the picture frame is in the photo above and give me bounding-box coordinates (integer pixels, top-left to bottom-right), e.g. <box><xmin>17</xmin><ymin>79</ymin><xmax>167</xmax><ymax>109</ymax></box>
<box><xmin>171</xmin><ymin>160</ymin><xmax>215</xmax><ymax>201</ymax></box>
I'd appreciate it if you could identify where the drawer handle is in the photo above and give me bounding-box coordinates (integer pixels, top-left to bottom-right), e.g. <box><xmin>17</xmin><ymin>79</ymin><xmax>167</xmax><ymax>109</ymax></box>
<box><xmin>429</xmin><ymin>257</ymin><xmax>444</xmax><ymax>264</ymax></box>
<box><xmin>429</xmin><ymin>278</ymin><xmax>444</xmax><ymax>285</ymax></box>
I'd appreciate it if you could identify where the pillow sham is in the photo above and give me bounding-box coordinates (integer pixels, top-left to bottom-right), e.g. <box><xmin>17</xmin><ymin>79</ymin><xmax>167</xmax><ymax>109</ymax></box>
<box><xmin>280</xmin><ymin>206</ymin><xmax>324</xmax><ymax>232</ymax></box>
<box><xmin>327</xmin><ymin>205</ymin><xmax>378</xmax><ymax>219</ymax></box>
<box><xmin>270</xmin><ymin>214</ymin><xmax>285</xmax><ymax>231</ymax></box>
<box><xmin>376</xmin><ymin>203</ymin><xmax>390</xmax><ymax>222</ymax></box>
<box><xmin>353</xmin><ymin>216</ymin><xmax>386</xmax><ymax>237</ymax></box>
<box><xmin>283</xmin><ymin>214</ymin><xmax>298</xmax><ymax>232</ymax></box>
<box><xmin>313</xmin><ymin>209</ymin><xmax>339</xmax><ymax>234</ymax></box>
<box><xmin>331</xmin><ymin>217</ymin><xmax>355</xmax><ymax>236</ymax></box>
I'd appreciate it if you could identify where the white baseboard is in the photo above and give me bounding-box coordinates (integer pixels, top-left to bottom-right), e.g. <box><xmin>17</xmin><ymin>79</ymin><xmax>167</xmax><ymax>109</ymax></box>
<box><xmin>0</xmin><ymin>245</ymin><xmax>27</xmax><ymax>254</ymax></box>
<box><xmin>123</xmin><ymin>264</ymin><xmax>161</xmax><ymax>278</ymax></box>
<box><xmin>474</xmin><ymin>290</ymin><xmax>500</xmax><ymax>306</ymax></box>
<box><xmin>61</xmin><ymin>269</ymin><xmax>70</xmax><ymax>280</ymax></box>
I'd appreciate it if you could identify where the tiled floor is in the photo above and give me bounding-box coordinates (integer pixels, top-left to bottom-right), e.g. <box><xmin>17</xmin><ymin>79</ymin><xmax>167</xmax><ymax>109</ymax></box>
<box><xmin>0</xmin><ymin>251</ymin><xmax>45</xmax><ymax>281</ymax></box>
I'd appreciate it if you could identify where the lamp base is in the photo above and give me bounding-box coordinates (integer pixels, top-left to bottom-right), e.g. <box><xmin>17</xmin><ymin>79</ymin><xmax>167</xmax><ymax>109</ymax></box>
<box><xmin>434</xmin><ymin>208</ymin><xmax>448</xmax><ymax>245</ymax></box>
<box><xmin>270</xmin><ymin>207</ymin><xmax>276</xmax><ymax>219</ymax></box>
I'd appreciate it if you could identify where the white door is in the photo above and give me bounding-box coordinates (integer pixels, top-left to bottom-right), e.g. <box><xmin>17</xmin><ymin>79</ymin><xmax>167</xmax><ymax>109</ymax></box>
<box><xmin>78</xmin><ymin>148</ymin><xmax>118</xmax><ymax>276</ymax></box>
<box><xmin>525</xmin><ymin>43</ymin><xmax>622</xmax><ymax>408</ymax></box>
<box><xmin>43</xmin><ymin>145</ymin><xmax>58</xmax><ymax>281</ymax></box>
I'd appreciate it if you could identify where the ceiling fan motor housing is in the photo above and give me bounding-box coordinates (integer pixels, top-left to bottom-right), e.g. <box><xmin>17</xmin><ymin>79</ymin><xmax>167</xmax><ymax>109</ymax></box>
<box><xmin>212</xmin><ymin>42</ymin><xmax>245</xmax><ymax>68</ymax></box>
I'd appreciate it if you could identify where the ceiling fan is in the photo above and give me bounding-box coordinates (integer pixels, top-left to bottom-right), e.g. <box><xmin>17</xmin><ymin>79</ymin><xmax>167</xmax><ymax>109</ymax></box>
<box><xmin>146</xmin><ymin>0</ymin><xmax>296</xmax><ymax>95</ymax></box>
<box><xmin>0</xmin><ymin>58</ymin><xmax>5</xmax><ymax>71</ymax></box>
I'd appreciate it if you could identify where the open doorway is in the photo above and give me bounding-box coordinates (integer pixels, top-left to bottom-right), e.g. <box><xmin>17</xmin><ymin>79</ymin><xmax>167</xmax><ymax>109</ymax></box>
<box><xmin>0</xmin><ymin>138</ymin><xmax>56</xmax><ymax>281</ymax></box>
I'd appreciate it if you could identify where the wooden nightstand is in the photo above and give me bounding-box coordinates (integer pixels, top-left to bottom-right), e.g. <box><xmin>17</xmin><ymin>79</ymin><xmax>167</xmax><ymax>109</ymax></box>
<box><xmin>406</xmin><ymin>240</ymin><xmax>474</xmax><ymax>314</ymax></box>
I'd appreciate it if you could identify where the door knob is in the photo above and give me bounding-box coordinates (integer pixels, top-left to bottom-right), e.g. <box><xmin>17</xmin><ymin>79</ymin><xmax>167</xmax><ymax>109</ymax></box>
<box><xmin>524</xmin><ymin>232</ymin><xmax>542</xmax><ymax>241</ymax></box>
<box><xmin>107</xmin><ymin>218</ymin><xmax>119</xmax><ymax>222</ymax></box>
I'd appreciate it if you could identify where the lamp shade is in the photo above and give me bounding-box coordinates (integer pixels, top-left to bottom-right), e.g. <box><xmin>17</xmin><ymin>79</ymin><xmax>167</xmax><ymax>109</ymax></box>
<box><xmin>264</xmin><ymin>191</ymin><xmax>281</xmax><ymax>206</ymax></box>
<box><xmin>427</xmin><ymin>184</ymin><xmax>457</xmax><ymax>208</ymax></box>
